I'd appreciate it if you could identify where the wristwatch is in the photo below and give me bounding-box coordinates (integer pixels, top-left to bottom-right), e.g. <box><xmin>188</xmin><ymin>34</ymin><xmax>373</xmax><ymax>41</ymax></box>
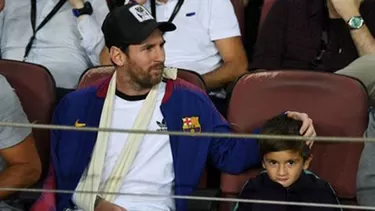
<box><xmin>72</xmin><ymin>1</ymin><xmax>93</xmax><ymax>17</ymax></box>
<box><xmin>347</xmin><ymin>16</ymin><xmax>365</xmax><ymax>30</ymax></box>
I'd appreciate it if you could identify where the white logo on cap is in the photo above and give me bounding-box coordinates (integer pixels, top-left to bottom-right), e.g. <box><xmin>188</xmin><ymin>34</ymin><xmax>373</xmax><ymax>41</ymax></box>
<box><xmin>129</xmin><ymin>5</ymin><xmax>154</xmax><ymax>22</ymax></box>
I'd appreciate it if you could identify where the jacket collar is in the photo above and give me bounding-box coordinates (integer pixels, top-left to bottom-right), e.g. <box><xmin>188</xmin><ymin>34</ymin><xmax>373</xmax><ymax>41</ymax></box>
<box><xmin>96</xmin><ymin>76</ymin><xmax>111</xmax><ymax>98</ymax></box>
<box><xmin>96</xmin><ymin>76</ymin><xmax>174</xmax><ymax>103</ymax></box>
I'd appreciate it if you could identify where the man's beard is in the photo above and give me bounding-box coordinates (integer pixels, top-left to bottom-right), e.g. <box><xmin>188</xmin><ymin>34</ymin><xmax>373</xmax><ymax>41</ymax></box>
<box><xmin>130</xmin><ymin>63</ymin><xmax>165</xmax><ymax>89</ymax></box>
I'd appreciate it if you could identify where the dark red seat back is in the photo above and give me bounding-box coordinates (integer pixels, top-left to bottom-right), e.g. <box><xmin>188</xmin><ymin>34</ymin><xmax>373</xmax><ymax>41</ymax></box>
<box><xmin>220</xmin><ymin>70</ymin><xmax>368</xmax><ymax>210</ymax></box>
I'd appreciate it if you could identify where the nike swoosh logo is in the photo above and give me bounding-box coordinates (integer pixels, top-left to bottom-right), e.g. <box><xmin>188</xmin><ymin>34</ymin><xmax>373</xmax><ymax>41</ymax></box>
<box><xmin>75</xmin><ymin>120</ymin><xmax>86</xmax><ymax>127</ymax></box>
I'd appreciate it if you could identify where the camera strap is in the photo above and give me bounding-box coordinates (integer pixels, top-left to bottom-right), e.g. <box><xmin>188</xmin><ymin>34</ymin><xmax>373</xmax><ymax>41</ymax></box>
<box><xmin>23</xmin><ymin>0</ymin><xmax>66</xmax><ymax>61</ymax></box>
<box><xmin>150</xmin><ymin>0</ymin><xmax>184</xmax><ymax>23</ymax></box>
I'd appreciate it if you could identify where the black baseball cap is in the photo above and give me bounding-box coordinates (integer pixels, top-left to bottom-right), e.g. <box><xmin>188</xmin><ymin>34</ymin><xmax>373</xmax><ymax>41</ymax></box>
<box><xmin>102</xmin><ymin>3</ymin><xmax>176</xmax><ymax>49</ymax></box>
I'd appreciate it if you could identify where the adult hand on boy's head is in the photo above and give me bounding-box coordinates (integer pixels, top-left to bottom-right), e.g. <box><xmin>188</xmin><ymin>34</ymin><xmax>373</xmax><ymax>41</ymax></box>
<box><xmin>285</xmin><ymin>111</ymin><xmax>316</xmax><ymax>148</ymax></box>
<box><xmin>0</xmin><ymin>0</ymin><xmax>4</xmax><ymax>12</ymax></box>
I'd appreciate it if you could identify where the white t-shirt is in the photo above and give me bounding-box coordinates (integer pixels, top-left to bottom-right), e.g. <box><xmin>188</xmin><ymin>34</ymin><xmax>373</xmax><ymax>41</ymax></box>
<box><xmin>74</xmin><ymin>82</ymin><xmax>175</xmax><ymax>211</ymax></box>
<box><xmin>145</xmin><ymin>0</ymin><xmax>241</xmax><ymax>75</ymax></box>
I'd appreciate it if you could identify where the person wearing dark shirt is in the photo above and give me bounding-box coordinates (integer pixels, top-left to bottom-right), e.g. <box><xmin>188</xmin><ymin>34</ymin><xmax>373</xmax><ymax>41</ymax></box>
<box><xmin>249</xmin><ymin>0</ymin><xmax>375</xmax><ymax>72</ymax></box>
<box><xmin>235</xmin><ymin>114</ymin><xmax>341</xmax><ymax>211</ymax></box>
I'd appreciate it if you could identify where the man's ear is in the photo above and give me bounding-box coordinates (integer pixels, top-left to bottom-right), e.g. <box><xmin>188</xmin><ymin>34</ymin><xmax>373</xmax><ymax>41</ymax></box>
<box><xmin>303</xmin><ymin>154</ymin><xmax>313</xmax><ymax>170</ymax></box>
<box><xmin>109</xmin><ymin>46</ymin><xmax>127</xmax><ymax>67</ymax></box>
<box><xmin>262</xmin><ymin>161</ymin><xmax>266</xmax><ymax>169</ymax></box>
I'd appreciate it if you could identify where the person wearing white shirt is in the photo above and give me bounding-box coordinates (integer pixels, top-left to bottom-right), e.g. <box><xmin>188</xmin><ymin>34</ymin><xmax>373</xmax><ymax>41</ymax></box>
<box><xmin>0</xmin><ymin>0</ymin><xmax>109</xmax><ymax>101</ymax></box>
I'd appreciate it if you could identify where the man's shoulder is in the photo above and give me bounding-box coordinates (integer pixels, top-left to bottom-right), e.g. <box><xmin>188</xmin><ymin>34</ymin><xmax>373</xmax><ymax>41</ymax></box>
<box><xmin>303</xmin><ymin>171</ymin><xmax>337</xmax><ymax>193</ymax></box>
<box><xmin>242</xmin><ymin>171</ymin><xmax>269</xmax><ymax>191</ymax></box>
<box><xmin>63</xmin><ymin>86</ymin><xmax>99</xmax><ymax>103</ymax></box>
<box><xmin>0</xmin><ymin>74</ymin><xmax>25</xmax><ymax>115</ymax></box>
<box><xmin>0</xmin><ymin>75</ymin><xmax>16</xmax><ymax>106</ymax></box>
<box><xmin>0</xmin><ymin>74</ymin><xmax>7</xmax><ymax>83</ymax></box>
<box><xmin>239</xmin><ymin>172</ymin><xmax>273</xmax><ymax>200</ymax></box>
<box><xmin>53</xmin><ymin>86</ymin><xmax>102</xmax><ymax>126</ymax></box>
<box><xmin>166</xmin><ymin>78</ymin><xmax>213</xmax><ymax>105</ymax></box>
<box><xmin>56</xmin><ymin>86</ymin><xmax>100</xmax><ymax>113</ymax></box>
<box><xmin>170</xmin><ymin>78</ymin><xmax>207</xmax><ymax>98</ymax></box>
<box><xmin>0</xmin><ymin>74</ymin><xmax>31</xmax><ymax>150</ymax></box>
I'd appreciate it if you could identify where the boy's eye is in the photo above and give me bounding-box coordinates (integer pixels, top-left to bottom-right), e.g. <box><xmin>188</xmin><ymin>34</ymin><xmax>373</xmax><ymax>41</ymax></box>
<box><xmin>269</xmin><ymin>160</ymin><xmax>277</xmax><ymax>165</ymax></box>
<box><xmin>143</xmin><ymin>45</ymin><xmax>153</xmax><ymax>51</ymax></box>
<box><xmin>287</xmin><ymin>160</ymin><xmax>295</xmax><ymax>165</ymax></box>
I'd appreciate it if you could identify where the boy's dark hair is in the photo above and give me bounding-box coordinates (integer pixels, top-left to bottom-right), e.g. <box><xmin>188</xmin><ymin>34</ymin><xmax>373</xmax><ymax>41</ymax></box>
<box><xmin>259</xmin><ymin>114</ymin><xmax>311</xmax><ymax>161</ymax></box>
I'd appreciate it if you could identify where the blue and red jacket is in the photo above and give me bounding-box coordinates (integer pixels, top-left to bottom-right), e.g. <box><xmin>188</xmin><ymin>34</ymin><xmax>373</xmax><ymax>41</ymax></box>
<box><xmin>31</xmin><ymin>78</ymin><xmax>260</xmax><ymax>211</ymax></box>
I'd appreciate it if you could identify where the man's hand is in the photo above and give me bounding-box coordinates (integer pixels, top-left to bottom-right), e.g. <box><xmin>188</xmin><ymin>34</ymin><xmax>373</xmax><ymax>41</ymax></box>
<box><xmin>286</xmin><ymin>111</ymin><xmax>316</xmax><ymax>148</ymax></box>
<box><xmin>68</xmin><ymin>0</ymin><xmax>84</xmax><ymax>9</ymax></box>
<box><xmin>95</xmin><ymin>199</ymin><xmax>127</xmax><ymax>211</ymax></box>
<box><xmin>329</xmin><ymin>0</ymin><xmax>363</xmax><ymax>21</ymax></box>
<box><xmin>0</xmin><ymin>0</ymin><xmax>4</xmax><ymax>12</ymax></box>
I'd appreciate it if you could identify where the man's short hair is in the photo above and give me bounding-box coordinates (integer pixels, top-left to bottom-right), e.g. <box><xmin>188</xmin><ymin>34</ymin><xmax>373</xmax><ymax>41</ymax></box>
<box><xmin>259</xmin><ymin>114</ymin><xmax>311</xmax><ymax>161</ymax></box>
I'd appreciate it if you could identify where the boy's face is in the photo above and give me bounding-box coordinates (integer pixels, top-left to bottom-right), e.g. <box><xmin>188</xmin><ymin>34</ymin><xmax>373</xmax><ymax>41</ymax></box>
<box><xmin>262</xmin><ymin>150</ymin><xmax>312</xmax><ymax>188</ymax></box>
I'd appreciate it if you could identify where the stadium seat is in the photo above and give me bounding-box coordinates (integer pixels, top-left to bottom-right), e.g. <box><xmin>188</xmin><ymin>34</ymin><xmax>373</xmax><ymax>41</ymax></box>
<box><xmin>78</xmin><ymin>65</ymin><xmax>207</xmax><ymax>91</ymax></box>
<box><xmin>78</xmin><ymin>65</ymin><xmax>115</xmax><ymax>89</ymax></box>
<box><xmin>220</xmin><ymin>70</ymin><xmax>368</xmax><ymax>210</ymax></box>
<box><xmin>176</xmin><ymin>69</ymin><xmax>207</xmax><ymax>91</ymax></box>
<box><xmin>0</xmin><ymin>59</ymin><xmax>56</xmax><ymax>205</ymax></box>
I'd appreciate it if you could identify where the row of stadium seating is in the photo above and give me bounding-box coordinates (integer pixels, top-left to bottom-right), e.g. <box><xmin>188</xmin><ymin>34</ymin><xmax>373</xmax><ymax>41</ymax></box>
<box><xmin>0</xmin><ymin>59</ymin><xmax>368</xmax><ymax>210</ymax></box>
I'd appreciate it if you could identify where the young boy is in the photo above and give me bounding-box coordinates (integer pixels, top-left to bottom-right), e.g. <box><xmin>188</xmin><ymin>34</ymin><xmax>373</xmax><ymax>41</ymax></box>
<box><xmin>236</xmin><ymin>114</ymin><xmax>341</xmax><ymax>211</ymax></box>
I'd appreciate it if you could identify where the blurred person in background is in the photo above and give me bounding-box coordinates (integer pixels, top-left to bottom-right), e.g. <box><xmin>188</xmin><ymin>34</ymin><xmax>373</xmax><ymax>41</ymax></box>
<box><xmin>0</xmin><ymin>0</ymin><xmax>109</xmax><ymax>102</ymax></box>
<box><xmin>335</xmin><ymin>53</ymin><xmax>375</xmax><ymax>207</ymax></box>
<box><xmin>250</xmin><ymin>0</ymin><xmax>375</xmax><ymax>72</ymax></box>
<box><xmin>0</xmin><ymin>74</ymin><xmax>41</xmax><ymax>211</ymax></box>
